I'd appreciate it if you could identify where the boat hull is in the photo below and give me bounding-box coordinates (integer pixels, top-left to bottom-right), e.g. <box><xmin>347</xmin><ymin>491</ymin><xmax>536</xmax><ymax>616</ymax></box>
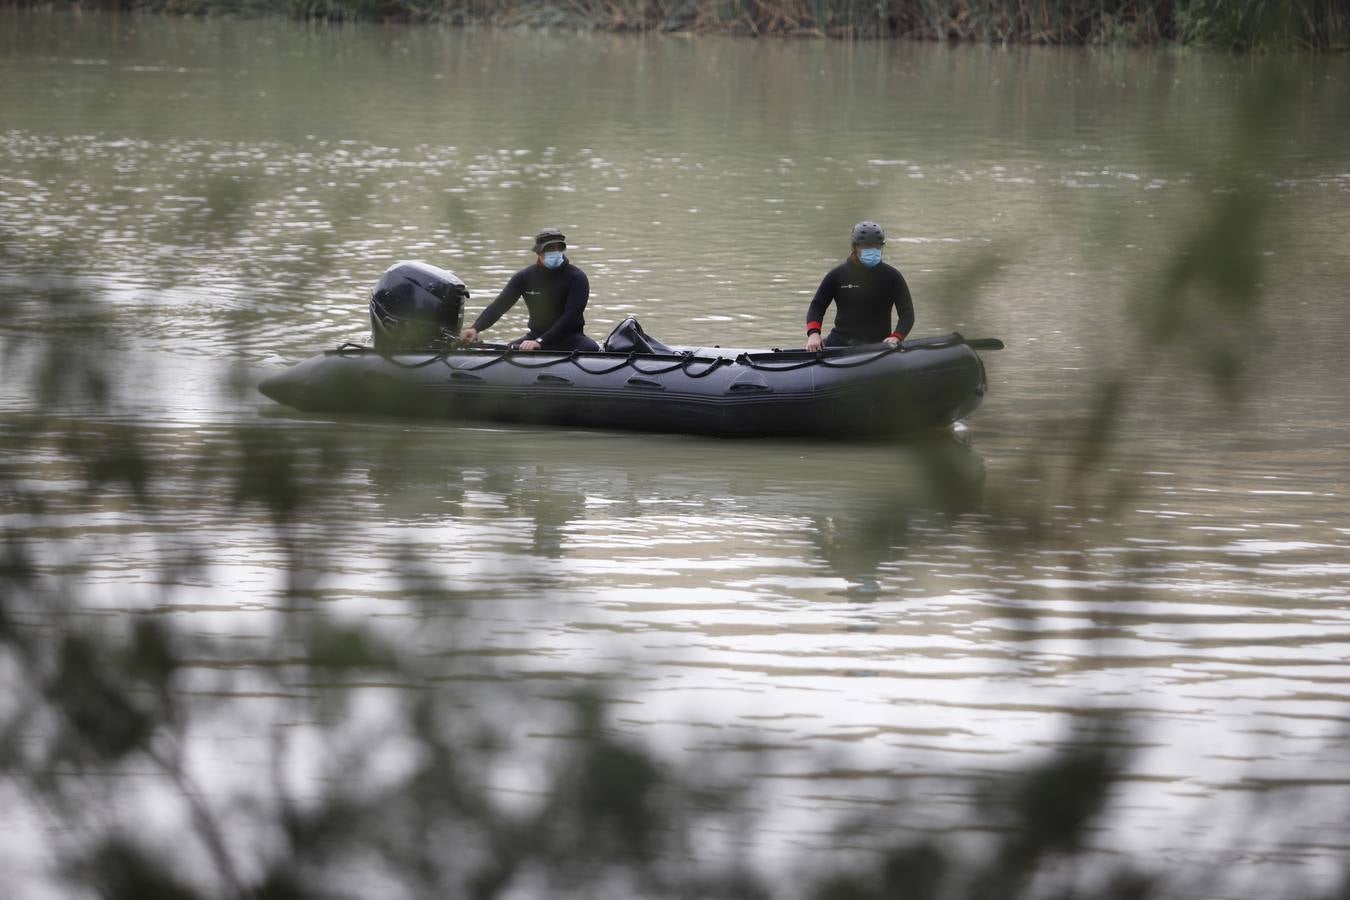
<box><xmin>258</xmin><ymin>334</ymin><xmax>988</xmax><ymax>438</ymax></box>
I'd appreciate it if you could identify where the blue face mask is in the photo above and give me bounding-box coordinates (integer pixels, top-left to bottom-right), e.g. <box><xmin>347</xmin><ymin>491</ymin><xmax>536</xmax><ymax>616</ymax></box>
<box><xmin>858</xmin><ymin>248</ymin><xmax>882</xmax><ymax>267</ymax></box>
<box><xmin>542</xmin><ymin>251</ymin><xmax>565</xmax><ymax>269</ymax></box>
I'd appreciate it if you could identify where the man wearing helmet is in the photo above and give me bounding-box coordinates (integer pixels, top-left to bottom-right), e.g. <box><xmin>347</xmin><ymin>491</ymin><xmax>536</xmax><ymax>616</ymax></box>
<box><xmin>804</xmin><ymin>221</ymin><xmax>915</xmax><ymax>352</ymax></box>
<box><xmin>459</xmin><ymin>227</ymin><xmax>600</xmax><ymax>352</ymax></box>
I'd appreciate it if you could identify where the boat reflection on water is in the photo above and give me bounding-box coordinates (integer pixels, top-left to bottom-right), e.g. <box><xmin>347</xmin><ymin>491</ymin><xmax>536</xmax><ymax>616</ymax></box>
<box><xmin>343</xmin><ymin>415</ymin><xmax>987</xmax><ymax>592</ymax></box>
<box><xmin>805</xmin><ymin>428</ymin><xmax>986</xmax><ymax>600</ymax></box>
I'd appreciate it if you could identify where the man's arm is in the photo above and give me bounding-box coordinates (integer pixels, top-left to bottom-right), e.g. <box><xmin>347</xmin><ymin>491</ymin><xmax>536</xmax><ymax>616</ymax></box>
<box><xmin>472</xmin><ymin>270</ymin><xmax>526</xmax><ymax>333</ymax></box>
<box><xmin>890</xmin><ymin>271</ymin><xmax>915</xmax><ymax>340</ymax></box>
<box><xmin>805</xmin><ymin>270</ymin><xmax>836</xmax><ymax>336</ymax></box>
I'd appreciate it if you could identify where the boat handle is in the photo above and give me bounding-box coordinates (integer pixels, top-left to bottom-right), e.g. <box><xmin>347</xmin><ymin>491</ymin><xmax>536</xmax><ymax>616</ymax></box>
<box><xmin>449</xmin><ymin>371</ymin><xmax>485</xmax><ymax>382</ymax></box>
<box><xmin>535</xmin><ymin>373</ymin><xmax>573</xmax><ymax>385</ymax></box>
<box><xmin>625</xmin><ymin>376</ymin><xmax>663</xmax><ymax>389</ymax></box>
<box><xmin>727</xmin><ymin>382</ymin><xmax>771</xmax><ymax>393</ymax></box>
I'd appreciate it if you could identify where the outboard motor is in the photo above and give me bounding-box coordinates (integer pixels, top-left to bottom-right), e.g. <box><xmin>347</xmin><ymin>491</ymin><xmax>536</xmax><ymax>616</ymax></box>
<box><xmin>368</xmin><ymin>261</ymin><xmax>468</xmax><ymax>353</ymax></box>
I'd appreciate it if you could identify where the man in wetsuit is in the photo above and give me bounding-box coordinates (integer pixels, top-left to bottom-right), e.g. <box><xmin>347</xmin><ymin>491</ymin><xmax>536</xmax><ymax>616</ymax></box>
<box><xmin>459</xmin><ymin>227</ymin><xmax>600</xmax><ymax>352</ymax></box>
<box><xmin>804</xmin><ymin>220</ymin><xmax>915</xmax><ymax>352</ymax></box>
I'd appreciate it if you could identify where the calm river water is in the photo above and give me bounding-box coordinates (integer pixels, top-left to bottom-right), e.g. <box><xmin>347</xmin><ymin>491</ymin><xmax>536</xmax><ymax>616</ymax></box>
<box><xmin>3</xmin><ymin>8</ymin><xmax>1350</xmax><ymax>896</ymax></box>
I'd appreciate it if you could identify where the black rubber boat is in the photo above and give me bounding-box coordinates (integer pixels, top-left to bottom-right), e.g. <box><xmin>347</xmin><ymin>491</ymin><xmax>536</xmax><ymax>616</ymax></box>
<box><xmin>259</xmin><ymin>327</ymin><xmax>994</xmax><ymax>439</ymax></box>
<box><xmin>257</xmin><ymin>262</ymin><xmax>999</xmax><ymax>438</ymax></box>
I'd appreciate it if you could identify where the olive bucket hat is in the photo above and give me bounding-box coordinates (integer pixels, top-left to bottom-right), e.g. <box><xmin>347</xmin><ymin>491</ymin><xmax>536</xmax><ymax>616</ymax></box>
<box><xmin>532</xmin><ymin>227</ymin><xmax>567</xmax><ymax>254</ymax></box>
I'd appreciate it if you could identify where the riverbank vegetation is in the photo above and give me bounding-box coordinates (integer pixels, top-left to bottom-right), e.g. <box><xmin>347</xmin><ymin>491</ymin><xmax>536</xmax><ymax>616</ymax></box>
<box><xmin>10</xmin><ymin>0</ymin><xmax>1349</xmax><ymax>49</ymax></box>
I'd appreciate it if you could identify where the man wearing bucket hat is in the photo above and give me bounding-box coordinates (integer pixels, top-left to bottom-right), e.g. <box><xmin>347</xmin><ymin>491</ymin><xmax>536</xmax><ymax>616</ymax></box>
<box><xmin>804</xmin><ymin>221</ymin><xmax>914</xmax><ymax>352</ymax></box>
<box><xmin>459</xmin><ymin>227</ymin><xmax>600</xmax><ymax>352</ymax></box>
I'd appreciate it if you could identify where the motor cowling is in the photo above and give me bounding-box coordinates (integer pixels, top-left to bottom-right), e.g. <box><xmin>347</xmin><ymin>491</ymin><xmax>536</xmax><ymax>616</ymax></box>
<box><xmin>369</xmin><ymin>261</ymin><xmax>468</xmax><ymax>353</ymax></box>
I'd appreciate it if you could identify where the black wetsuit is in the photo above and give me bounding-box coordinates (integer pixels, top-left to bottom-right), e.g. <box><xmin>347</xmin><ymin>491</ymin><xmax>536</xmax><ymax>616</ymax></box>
<box><xmin>806</xmin><ymin>259</ymin><xmax>915</xmax><ymax>347</ymax></box>
<box><xmin>472</xmin><ymin>258</ymin><xmax>599</xmax><ymax>352</ymax></box>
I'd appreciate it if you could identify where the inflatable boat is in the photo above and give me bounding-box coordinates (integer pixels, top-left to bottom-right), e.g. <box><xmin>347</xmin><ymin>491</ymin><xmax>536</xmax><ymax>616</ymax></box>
<box><xmin>257</xmin><ymin>262</ymin><xmax>1000</xmax><ymax>438</ymax></box>
<box><xmin>259</xmin><ymin>324</ymin><xmax>997</xmax><ymax>439</ymax></box>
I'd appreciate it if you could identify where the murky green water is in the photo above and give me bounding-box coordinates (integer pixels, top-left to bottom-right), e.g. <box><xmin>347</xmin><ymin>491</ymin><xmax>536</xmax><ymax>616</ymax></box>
<box><xmin>3</xmin><ymin>8</ymin><xmax>1350</xmax><ymax>894</ymax></box>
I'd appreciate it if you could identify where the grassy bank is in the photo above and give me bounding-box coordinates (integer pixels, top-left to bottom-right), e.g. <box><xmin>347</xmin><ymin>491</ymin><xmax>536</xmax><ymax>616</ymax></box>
<box><xmin>12</xmin><ymin>0</ymin><xmax>1349</xmax><ymax>49</ymax></box>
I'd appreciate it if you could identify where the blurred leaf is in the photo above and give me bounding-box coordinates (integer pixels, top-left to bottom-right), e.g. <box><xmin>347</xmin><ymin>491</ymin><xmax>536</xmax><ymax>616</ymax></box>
<box><xmin>49</xmin><ymin>635</ymin><xmax>156</xmax><ymax>763</ymax></box>
<box><xmin>74</xmin><ymin>837</ymin><xmax>204</xmax><ymax>900</ymax></box>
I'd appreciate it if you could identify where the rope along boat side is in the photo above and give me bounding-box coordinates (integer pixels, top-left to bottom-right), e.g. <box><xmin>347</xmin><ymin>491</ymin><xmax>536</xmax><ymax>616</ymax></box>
<box><xmin>259</xmin><ymin>323</ymin><xmax>997</xmax><ymax>439</ymax></box>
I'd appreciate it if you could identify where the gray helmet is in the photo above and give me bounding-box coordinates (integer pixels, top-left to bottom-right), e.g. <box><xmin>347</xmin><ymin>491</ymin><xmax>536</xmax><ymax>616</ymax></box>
<box><xmin>531</xmin><ymin>227</ymin><xmax>567</xmax><ymax>254</ymax></box>
<box><xmin>850</xmin><ymin>221</ymin><xmax>885</xmax><ymax>246</ymax></box>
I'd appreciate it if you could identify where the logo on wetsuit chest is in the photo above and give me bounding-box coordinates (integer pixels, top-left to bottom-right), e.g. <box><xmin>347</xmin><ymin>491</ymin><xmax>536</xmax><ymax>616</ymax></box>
<box><xmin>525</xmin><ymin>291</ymin><xmax>541</xmax><ymax>296</ymax></box>
<box><xmin>840</xmin><ymin>283</ymin><xmax>862</xmax><ymax>290</ymax></box>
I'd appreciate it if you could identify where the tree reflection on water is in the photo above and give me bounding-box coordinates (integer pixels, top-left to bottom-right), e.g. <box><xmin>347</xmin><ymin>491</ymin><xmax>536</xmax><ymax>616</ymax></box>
<box><xmin>3</xmin><ymin>68</ymin><xmax>1349</xmax><ymax>900</ymax></box>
